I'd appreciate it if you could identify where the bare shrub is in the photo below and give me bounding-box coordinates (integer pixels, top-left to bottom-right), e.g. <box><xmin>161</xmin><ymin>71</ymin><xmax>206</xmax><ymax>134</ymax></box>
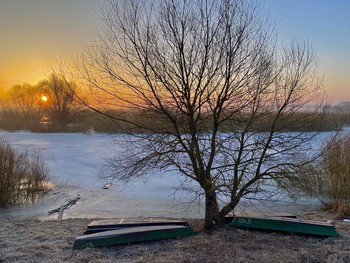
<box><xmin>0</xmin><ymin>139</ymin><xmax>50</xmax><ymax>207</ymax></box>
<box><xmin>320</xmin><ymin>135</ymin><xmax>350</xmax><ymax>216</ymax></box>
<box><xmin>291</xmin><ymin>134</ymin><xmax>350</xmax><ymax>217</ymax></box>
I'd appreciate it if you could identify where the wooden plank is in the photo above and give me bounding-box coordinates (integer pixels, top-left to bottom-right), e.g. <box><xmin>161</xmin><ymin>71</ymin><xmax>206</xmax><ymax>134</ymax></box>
<box><xmin>85</xmin><ymin>218</ymin><xmax>190</xmax><ymax>235</ymax></box>
<box><xmin>88</xmin><ymin>217</ymin><xmax>187</xmax><ymax>226</ymax></box>
<box><xmin>234</xmin><ymin>211</ymin><xmax>297</xmax><ymax>218</ymax></box>
<box><xmin>57</xmin><ymin>205</ymin><xmax>64</xmax><ymax>221</ymax></box>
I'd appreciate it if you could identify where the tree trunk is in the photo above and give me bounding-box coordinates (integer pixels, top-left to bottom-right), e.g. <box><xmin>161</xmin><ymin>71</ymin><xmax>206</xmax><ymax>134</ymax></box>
<box><xmin>204</xmin><ymin>188</ymin><xmax>220</xmax><ymax>229</ymax></box>
<box><xmin>218</xmin><ymin>198</ymin><xmax>240</xmax><ymax>222</ymax></box>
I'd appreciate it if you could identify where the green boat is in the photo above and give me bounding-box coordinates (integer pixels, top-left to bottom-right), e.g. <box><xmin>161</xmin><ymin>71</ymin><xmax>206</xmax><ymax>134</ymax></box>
<box><xmin>228</xmin><ymin>215</ymin><xmax>339</xmax><ymax>237</ymax></box>
<box><xmin>84</xmin><ymin>218</ymin><xmax>190</xmax><ymax>235</ymax></box>
<box><xmin>73</xmin><ymin>224</ymin><xmax>194</xmax><ymax>250</ymax></box>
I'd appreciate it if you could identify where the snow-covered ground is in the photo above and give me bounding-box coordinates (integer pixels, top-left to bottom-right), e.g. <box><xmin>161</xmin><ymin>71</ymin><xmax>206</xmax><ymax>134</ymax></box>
<box><xmin>0</xmin><ymin>131</ymin><xmax>321</xmax><ymax>220</ymax></box>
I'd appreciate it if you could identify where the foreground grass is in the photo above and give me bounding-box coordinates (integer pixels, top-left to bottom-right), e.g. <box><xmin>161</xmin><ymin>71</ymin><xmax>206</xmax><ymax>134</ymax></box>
<box><xmin>1</xmin><ymin>211</ymin><xmax>350</xmax><ymax>263</ymax></box>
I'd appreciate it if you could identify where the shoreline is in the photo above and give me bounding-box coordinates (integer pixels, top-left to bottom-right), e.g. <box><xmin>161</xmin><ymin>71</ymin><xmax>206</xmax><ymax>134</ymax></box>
<box><xmin>0</xmin><ymin>183</ymin><xmax>321</xmax><ymax>222</ymax></box>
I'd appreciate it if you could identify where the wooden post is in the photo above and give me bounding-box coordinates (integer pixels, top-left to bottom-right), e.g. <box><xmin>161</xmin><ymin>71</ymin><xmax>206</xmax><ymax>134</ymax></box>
<box><xmin>57</xmin><ymin>205</ymin><xmax>64</xmax><ymax>221</ymax></box>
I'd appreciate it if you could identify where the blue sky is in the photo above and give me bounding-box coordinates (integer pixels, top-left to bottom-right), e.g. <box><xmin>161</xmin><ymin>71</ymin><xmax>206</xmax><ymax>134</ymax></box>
<box><xmin>265</xmin><ymin>0</ymin><xmax>350</xmax><ymax>102</ymax></box>
<box><xmin>0</xmin><ymin>0</ymin><xmax>349</xmax><ymax>102</ymax></box>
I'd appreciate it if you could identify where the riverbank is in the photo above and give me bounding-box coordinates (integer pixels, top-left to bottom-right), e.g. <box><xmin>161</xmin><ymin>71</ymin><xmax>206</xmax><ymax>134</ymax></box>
<box><xmin>1</xmin><ymin>211</ymin><xmax>350</xmax><ymax>263</ymax></box>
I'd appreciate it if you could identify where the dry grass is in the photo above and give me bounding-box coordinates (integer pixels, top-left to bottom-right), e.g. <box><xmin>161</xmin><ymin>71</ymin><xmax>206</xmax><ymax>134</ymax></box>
<box><xmin>1</xmin><ymin>211</ymin><xmax>350</xmax><ymax>263</ymax></box>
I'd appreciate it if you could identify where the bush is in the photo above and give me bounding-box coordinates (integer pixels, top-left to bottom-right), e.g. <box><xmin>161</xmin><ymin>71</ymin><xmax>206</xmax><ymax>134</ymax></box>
<box><xmin>0</xmin><ymin>139</ymin><xmax>51</xmax><ymax>207</ymax></box>
<box><xmin>292</xmin><ymin>134</ymin><xmax>350</xmax><ymax>217</ymax></box>
<box><xmin>320</xmin><ymin>135</ymin><xmax>350</xmax><ymax>216</ymax></box>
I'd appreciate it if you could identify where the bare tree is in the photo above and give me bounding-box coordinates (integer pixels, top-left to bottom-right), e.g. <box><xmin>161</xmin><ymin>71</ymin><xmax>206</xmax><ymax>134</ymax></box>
<box><xmin>3</xmin><ymin>83</ymin><xmax>43</xmax><ymax>130</ymax></box>
<box><xmin>38</xmin><ymin>73</ymin><xmax>83</xmax><ymax>131</ymax></box>
<box><xmin>78</xmin><ymin>0</ymin><xmax>326</xmax><ymax>228</ymax></box>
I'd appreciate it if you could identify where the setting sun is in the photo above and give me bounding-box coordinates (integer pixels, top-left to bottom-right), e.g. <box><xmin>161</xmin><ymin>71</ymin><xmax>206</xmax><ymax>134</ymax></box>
<box><xmin>41</xmin><ymin>95</ymin><xmax>48</xmax><ymax>102</ymax></box>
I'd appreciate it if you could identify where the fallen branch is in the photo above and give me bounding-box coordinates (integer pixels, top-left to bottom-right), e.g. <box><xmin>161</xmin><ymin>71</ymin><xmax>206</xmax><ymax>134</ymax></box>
<box><xmin>48</xmin><ymin>195</ymin><xmax>81</xmax><ymax>215</ymax></box>
<box><xmin>6</xmin><ymin>218</ymin><xmax>27</xmax><ymax>228</ymax></box>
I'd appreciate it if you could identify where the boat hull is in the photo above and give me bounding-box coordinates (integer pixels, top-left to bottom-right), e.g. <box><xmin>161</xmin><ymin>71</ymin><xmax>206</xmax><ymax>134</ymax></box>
<box><xmin>228</xmin><ymin>216</ymin><xmax>339</xmax><ymax>237</ymax></box>
<box><xmin>73</xmin><ymin>225</ymin><xmax>194</xmax><ymax>250</ymax></box>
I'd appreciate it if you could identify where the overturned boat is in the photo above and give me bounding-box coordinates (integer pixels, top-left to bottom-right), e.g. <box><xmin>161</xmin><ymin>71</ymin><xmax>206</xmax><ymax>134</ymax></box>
<box><xmin>73</xmin><ymin>218</ymin><xmax>194</xmax><ymax>250</ymax></box>
<box><xmin>228</xmin><ymin>215</ymin><xmax>339</xmax><ymax>237</ymax></box>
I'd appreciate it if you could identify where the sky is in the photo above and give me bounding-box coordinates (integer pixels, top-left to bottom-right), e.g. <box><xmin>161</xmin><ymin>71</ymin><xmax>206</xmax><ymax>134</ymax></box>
<box><xmin>0</xmin><ymin>0</ymin><xmax>349</xmax><ymax>103</ymax></box>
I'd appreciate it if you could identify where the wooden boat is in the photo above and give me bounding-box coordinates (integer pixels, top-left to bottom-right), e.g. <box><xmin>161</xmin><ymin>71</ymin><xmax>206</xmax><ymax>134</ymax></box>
<box><xmin>227</xmin><ymin>215</ymin><xmax>339</xmax><ymax>237</ymax></box>
<box><xmin>85</xmin><ymin>217</ymin><xmax>190</xmax><ymax>234</ymax></box>
<box><xmin>73</xmin><ymin>224</ymin><xmax>194</xmax><ymax>250</ymax></box>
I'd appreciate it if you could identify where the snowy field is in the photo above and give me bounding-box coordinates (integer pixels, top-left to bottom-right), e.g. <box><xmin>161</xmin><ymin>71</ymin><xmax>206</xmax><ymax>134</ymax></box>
<box><xmin>0</xmin><ymin>131</ymin><xmax>323</xmax><ymax>220</ymax></box>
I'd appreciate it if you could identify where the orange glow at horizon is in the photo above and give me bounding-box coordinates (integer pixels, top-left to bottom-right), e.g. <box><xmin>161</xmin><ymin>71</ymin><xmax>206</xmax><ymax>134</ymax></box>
<box><xmin>0</xmin><ymin>1</ymin><xmax>348</xmax><ymax>105</ymax></box>
<box><xmin>0</xmin><ymin>57</ymin><xmax>52</xmax><ymax>94</ymax></box>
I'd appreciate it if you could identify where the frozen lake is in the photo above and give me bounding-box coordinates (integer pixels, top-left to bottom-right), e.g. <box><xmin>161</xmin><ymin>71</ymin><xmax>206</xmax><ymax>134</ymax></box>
<box><xmin>0</xmin><ymin>131</ymin><xmax>322</xmax><ymax>220</ymax></box>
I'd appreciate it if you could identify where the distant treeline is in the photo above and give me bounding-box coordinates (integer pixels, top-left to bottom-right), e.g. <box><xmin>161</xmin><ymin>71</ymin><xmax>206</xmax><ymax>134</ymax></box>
<box><xmin>2</xmin><ymin>74</ymin><xmax>349</xmax><ymax>134</ymax></box>
<box><xmin>0</xmin><ymin>108</ymin><xmax>347</xmax><ymax>133</ymax></box>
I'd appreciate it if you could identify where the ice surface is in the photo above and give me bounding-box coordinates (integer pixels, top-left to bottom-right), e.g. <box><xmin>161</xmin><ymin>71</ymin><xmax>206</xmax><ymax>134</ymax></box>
<box><xmin>0</xmin><ymin>131</ymin><xmax>321</xmax><ymax>220</ymax></box>
<box><xmin>0</xmin><ymin>132</ymin><xmax>203</xmax><ymax>220</ymax></box>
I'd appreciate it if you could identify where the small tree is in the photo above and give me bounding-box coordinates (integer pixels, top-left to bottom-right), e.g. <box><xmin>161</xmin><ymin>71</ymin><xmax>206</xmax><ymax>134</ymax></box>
<box><xmin>0</xmin><ymin>140</ymin><xmax>50</xmax><ymax>207</ymax></box>
<box><xmin>79</xmin><ymin>0</ymin><xmax>327</xmax><ymax>228</ymax></box>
